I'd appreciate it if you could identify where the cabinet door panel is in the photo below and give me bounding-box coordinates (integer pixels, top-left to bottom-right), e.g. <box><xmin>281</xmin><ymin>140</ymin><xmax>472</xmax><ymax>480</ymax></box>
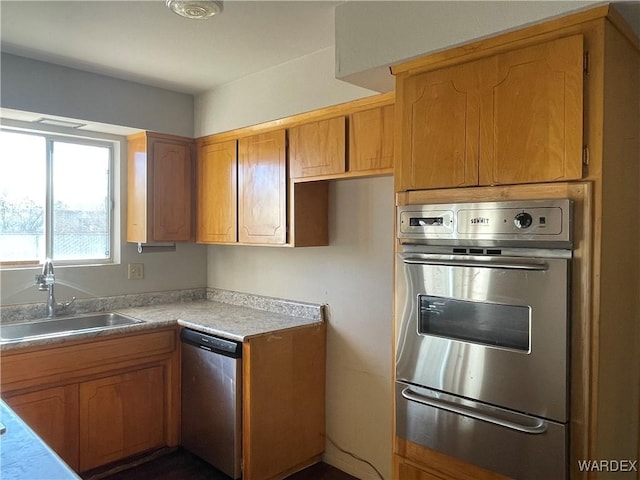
<box><xmin>79</xmin><ymin>366</ymin><xmax>164</xmax><ymax>471</ymax></box>
<box><xmin>238</xmin><ymin>130</ymin><xmax>287</xmax><ymax>244</ymax></box>
<box><xmin>196</xmin><ymin>140</ymin><xmax>238</xmax><ymax>243</ymax></box>
<box><xmin>398</xmin><ymin>62</ymin><xmax>480</xmax><ymax>190</ymax></box>
<box><xmin>152</xmin><ymin>140</ymin><xmax>193</xmax><ymax>241</ymax></box>
<box><xmin>479</xmin><ymin>34</ymin><xmax>584</xmax><ymax>185</ymax></box>
<box><xmin>350</xmin><ymin>105</ymin><xmax>394</xmax><ymax>173</ymax></box>
<box><xmin>289</xmin><ymin>117</ymin><xmax>345</xmax><ymax>178</ymax></box>
<box><xmin>6</xmin><ymin>385</ymin><xmax>79</xmax><ymax>470</ymax></box>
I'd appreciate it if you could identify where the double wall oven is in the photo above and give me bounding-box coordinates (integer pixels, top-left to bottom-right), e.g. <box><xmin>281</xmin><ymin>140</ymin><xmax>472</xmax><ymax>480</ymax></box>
<box><xmin>395</xmin><ymin>199</ymin><xmax>572</xmax><ymax>480</ymax></box>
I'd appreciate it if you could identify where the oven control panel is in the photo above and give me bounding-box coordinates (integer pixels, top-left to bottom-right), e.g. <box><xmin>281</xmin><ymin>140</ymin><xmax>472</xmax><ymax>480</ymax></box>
<box><xmin>397</xmin><ymin>199</ymin><xmax>572</xmax><ymax>246</ymax></box>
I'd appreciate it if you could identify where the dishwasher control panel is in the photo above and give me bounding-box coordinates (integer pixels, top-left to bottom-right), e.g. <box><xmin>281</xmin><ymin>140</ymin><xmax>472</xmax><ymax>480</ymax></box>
<box><xmin>181</xmin><ymin>328</ymin><xmax>242</xmax><ymax>358</ymax></box>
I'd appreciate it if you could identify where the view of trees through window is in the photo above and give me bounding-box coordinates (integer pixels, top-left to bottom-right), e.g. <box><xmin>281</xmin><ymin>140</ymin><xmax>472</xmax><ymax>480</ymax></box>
<box><xmin>0</xmin><ymin>130</ymin><xmax>112</xmax><ymax>264</ymax></box>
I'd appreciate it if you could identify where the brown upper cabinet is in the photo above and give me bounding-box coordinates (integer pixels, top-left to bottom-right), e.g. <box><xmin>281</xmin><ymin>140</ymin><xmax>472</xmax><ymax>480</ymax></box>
<box><xmin>196</xmin><ymin>139</ymin><xmax>238</xmax><ymax>244</ymax></box>
<box><xmin>349</xmin><ymin>104</ymin><xmax>395</xmax><ymax>174</ymax></box>
<box><xmin>238</xmin><ymin>130</ymin><xmax>288</xmax><ymax>245</ymax></box>
<box><xmin>394</xmin><ymin>34</ymin><xmax>584</xmax><ymax>191</ymax></box>
<box><xmin>289</xmin><ymin>117</ymin><xmax>346</xmax><ymax>178</ymax></box>
<box><xmin>127</xmin><ymin>132</ymin><xmax>194</xmax><ymax>243</ymax></box>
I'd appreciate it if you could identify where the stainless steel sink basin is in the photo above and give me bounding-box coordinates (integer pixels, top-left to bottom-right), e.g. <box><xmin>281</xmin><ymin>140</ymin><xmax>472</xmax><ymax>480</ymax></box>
<box><xmin>0</xmin><ymin>313</ymin><xmax>144</xmax><ymax>342</ymax></box>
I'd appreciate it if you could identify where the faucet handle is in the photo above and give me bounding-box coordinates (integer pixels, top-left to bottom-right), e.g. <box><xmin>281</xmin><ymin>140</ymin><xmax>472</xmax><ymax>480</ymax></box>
<box><xmin>57</xmin><ymin>297</ymin><xmax>76</xmax><ymax>314</ymax></box>
<box><xmin>61</xmin><ymin>297</ymin><xmax>76</xmax><ymax>309</ymax></box>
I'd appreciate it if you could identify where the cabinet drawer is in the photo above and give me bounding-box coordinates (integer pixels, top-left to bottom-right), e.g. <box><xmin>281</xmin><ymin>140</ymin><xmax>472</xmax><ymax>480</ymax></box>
<box><xmin>1</xmin><ymin>329</ymin><xmax>176</xmax><ymax>390</ymax></box>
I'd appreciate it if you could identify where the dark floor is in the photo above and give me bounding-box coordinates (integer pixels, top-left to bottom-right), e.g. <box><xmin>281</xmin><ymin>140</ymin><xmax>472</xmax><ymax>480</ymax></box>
<box><xmin>82</xmin><ymin>448</ymin><xmax>358</xmax><ymax>480</ymax></box>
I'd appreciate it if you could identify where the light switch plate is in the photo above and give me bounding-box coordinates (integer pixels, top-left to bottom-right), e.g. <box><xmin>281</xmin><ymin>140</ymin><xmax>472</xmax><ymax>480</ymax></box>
<box><xmin>127</xmin><ymin>263</ymin><xmax>144</xmax><ymax>280</ymax></box>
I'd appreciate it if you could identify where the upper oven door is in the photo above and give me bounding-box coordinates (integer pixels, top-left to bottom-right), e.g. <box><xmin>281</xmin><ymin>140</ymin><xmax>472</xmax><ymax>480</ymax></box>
<box><xmin>395</xmin><ymin>252</ymin><xmax>570</xmax><ymax>422</ymax></box>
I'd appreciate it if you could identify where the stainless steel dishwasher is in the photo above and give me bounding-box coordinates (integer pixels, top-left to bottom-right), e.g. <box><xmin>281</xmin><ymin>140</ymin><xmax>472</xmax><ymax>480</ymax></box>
<box><xmin>180</xmin><ymin>328</ymin><xmax>242</xmax><ymax>479</ymax></box>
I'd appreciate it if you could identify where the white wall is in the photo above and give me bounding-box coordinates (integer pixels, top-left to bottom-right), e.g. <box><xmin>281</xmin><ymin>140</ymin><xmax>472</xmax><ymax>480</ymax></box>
<box><xmin>195</xmin><ymin>46</ymin><xmax>393</xmax><ymax>478</ymax></box>
<box><xmin>195</xmin><ymin>47</ymin><xmax>377</xmax><ymax>136</ymax></box>
<box><xmin>207</xmin><ymin>177</ymin><xmax>394</xmax><ymax>479</ymax></box>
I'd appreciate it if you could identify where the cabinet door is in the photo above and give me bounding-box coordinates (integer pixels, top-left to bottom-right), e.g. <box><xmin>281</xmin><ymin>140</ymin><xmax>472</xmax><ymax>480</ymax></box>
<box><xmin>238</xmin><ymin>130</ymin><xmax>287</xmax><ymax>245</ymax></box>
<box><xmin>196</xmin><ymin>140</ymin><xmax>238</xmax><ymax>243</ymax></box>
<box><xmin>349</xmin><ymin>105</ymin><xmax>394</xmax><ymax>173</ymax></box>
<box><xmin>151</xmin><ymin>139</ymin><xmax>193</xmax><ymax>241</ymax></box>
<box><xmin>5</xmin><ymin>385</ymin><xmax>79</xmax><ymax>470</ymax></box>
<box><xmin>79</xmin><ymin>366</ymin><xmax>164</xmax><ymax>471</ymax></box>
<box><xmin>397</xmin><ymin>61</ymin><xmax>480</xmax><ymax>190</ymax></box>
<box><xmin>479</xmin><ymin>34</ymin><xmax>584</xmax><ymax>185</ymax></box>
<box><xmin>289</xmin><ymin>117</ymin><xmax>346</xmax><ymax>178</ymax></box>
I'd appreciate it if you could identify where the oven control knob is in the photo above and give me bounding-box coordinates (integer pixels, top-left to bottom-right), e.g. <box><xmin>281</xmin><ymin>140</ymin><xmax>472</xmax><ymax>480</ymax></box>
<box><xmin>514</xmin><ymin>212</ymin><xmax>533</xmax><ymax>229</ymax></box>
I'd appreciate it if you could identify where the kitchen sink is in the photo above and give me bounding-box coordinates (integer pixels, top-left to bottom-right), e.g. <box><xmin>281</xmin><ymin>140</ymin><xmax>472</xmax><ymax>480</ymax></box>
<box><xmin>0</xmin><ymin>313</ymin><xmax>144</xmax><ymax>342</ymax></box>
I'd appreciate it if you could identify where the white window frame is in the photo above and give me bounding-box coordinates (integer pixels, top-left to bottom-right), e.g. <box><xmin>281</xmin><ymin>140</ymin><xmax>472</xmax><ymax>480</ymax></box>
<box><xmin>0</xmin><ymin>127</ymin><xmax>116</xmax><ymax>267</ymax></box>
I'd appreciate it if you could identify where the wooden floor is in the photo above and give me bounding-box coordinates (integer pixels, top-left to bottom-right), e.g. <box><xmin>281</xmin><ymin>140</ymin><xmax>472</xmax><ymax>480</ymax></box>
<box><xmin>82</xmin><ymin>448</ymin><xmax>358</xmax><ymax>480</ymax></box>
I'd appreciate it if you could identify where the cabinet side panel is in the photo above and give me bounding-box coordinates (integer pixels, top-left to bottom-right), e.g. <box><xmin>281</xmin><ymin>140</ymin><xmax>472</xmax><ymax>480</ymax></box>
<box><xmin>126</xmin><ymin>135</ymin><xmax>148</xmax><ymax>243</ymax></box>
<box><xmin>244</xmin><ymin>325</ymin><xmax>326</xmax><ymax>479</ymax></box>
<box><xmin>595</xmin><ymin>20</ymin><xmax>640</xmax><ymax>465</ymax></box>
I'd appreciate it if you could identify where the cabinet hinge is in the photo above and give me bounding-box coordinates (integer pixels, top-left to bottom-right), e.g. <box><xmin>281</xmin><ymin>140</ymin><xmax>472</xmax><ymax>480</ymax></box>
<box><xmin>583</xmin><ymin>145</ymin><xmax>590</xmax><ymax>166</ymax></box>
<box><xmin>583</xmin><ymin>52</ymin><xmax>590</xmax><ymax>74</ymax></box>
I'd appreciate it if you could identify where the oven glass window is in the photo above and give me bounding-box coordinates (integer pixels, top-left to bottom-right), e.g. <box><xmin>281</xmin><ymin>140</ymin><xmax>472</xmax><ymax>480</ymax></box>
<box><xmin>418</xmin><ymin>296</ymin><xmax>530</xmax><ymax>351</ymax></box>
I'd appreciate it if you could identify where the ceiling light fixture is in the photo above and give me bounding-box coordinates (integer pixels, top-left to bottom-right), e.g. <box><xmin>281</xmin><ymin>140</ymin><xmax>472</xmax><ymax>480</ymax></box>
<box><xmin>166</xmin><ymin>0</ymin><xmax>223</xmax><ymax>19</ymax></box>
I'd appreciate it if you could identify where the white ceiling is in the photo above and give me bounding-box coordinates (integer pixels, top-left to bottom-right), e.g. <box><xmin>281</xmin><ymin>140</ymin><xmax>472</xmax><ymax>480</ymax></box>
<box><xmin>0</xmin><ymin>0</ymin><xmax>339</xmax><ymax>95</ymax></box>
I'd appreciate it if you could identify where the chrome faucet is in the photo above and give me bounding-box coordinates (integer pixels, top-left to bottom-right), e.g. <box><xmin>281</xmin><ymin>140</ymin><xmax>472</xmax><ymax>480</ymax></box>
<box><xmin>35</xmin><ymin>259</ymin><xmax>75</xmax><ymax>318</ymax></box>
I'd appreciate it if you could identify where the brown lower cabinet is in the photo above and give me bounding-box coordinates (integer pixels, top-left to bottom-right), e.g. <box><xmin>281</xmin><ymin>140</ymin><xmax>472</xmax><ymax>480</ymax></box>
<box><xmin>1</xmin><ymin>323</ymin><xmax>326</xmax><ymax>479</ymax></box>
<box><xmin>79</xmin><ymin>366</ymin><xmax>165</xmax><ymax>471</ymax></box>
<box><xmin>1</xmin><ymin>327</ymin><xmax>180</xmax><ymax>473</ymax></box>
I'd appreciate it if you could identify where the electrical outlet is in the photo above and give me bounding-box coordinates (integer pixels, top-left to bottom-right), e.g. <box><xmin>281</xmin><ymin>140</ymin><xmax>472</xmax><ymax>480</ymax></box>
<box><xmin>127</xmin><ymin>263</ymin><xmax>144</xmax><ymax>280</ymax></box>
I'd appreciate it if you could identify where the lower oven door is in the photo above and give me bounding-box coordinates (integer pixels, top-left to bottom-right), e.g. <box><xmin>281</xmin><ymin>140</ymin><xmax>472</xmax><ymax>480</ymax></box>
<box><xmin>396</xmin><ymin>252</ymin><xmax>570</xmax><ymax>422</ymax></box>
<box><xmin>396</xmin><ymin>381</ymin><xmax>568</xmax><ymax>480</ymax></box>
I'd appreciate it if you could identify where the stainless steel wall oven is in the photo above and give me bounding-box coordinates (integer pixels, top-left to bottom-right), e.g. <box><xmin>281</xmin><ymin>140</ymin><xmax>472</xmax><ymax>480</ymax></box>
<box><xmin>395</xmin><ymin>199</ymin><xmax>572</xmax><ymax>480</ymax></box>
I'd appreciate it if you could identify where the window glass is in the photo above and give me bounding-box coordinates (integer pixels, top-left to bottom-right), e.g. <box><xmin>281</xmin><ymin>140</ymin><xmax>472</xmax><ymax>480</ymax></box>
<box><xmin>52</xmin><ymin>141</ymin><xmax>111</xmax><ymax>260</ymax></box>
<box><xmin>0</xmin><ymin>131</ymin><xmax>46</xmax><ymax>262</ymax></box>
<box><xmin>0</xmin><ymin>130</ymin><xmax>113</xmax><ymax>265</ymax></box>
<box><xmin>418</xmin><ymin>295</ymin><xmax>530</xmax><ymax>351</ymax></box>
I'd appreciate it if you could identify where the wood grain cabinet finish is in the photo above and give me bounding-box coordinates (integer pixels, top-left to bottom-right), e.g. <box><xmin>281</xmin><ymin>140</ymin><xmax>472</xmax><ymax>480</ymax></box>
<box><xmin>5</xmin><ymin>385</ymin><xmax>80</xmax><ymax>470</ymax></box>
<box><xmin>395</xmin><ymin>34</ymin><xmax>584</xmax><ymax>191</ymax></box>
<box><xmin>393</xmin><ymin>6</ymin><xmax>640</xmax><ymax>479</ymax></box>
<box><xmin>243</xmin><ymin>324</ymin><xmax>326</xmax><ymax>480</ymax></box>
<box><xmin>349</xmin><ymin>104</ymin><xmax>395</xmax><ymax>173</ymax></box>
<box><xmin>238</xmin><ymin>130</ymin><xmax>287</xmax><ymax>245</ymax></box>
<box><xmin>79</xmin><ymin>366</ymin><xmax>165</xmax><ymax>471</ymax></box>
<box><xmin>0</xmin><ymin>328</ymin><xmax>180</xmax><ymax>473</ymax></box>
<box><xmin>289</xmin><ymin>116</ymin><xmax>346</xmax><ymax>178</ymax></box>
<box><xmin>127</xmin><ymin>132</ymin><xmax>194</xmax><ymax>243</ymax></box>
<box><xmin>196</xmin><ymin>139</ymin><xmax>238</xmax><ymax>243</ymax></box>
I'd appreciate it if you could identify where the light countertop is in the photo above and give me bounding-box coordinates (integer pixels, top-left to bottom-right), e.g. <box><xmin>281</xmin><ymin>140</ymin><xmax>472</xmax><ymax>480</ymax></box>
<box><xmin>0</xmin><ymin>400</ymin><xmax>80</xmax><ymax>480</ymax></box>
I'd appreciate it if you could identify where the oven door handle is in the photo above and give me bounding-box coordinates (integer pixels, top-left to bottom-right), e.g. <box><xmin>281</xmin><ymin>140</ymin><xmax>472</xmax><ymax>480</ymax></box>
<box><xmin>401</xmin><ymin>387</ymin><xmax>548</xmax><ymax>434</ymax></box>
<box><xmin>402</xmin><ymin>256</ymin><xmax>549</xmax><ymax>271</ymax></box>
